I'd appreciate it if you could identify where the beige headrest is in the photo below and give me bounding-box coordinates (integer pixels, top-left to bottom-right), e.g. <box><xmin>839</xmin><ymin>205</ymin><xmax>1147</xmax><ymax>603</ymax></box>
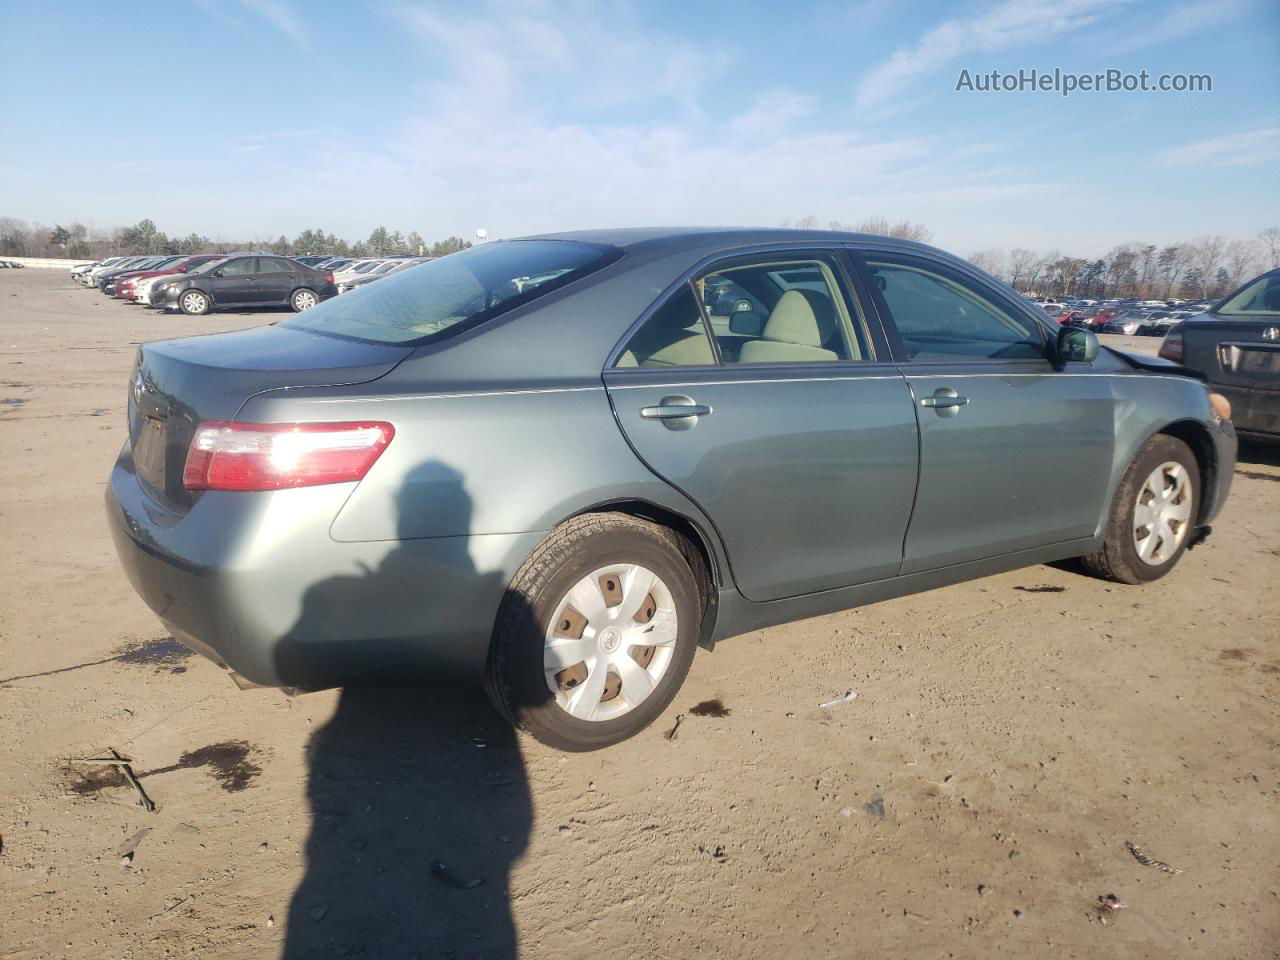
<box><xmin>763</xmin><ymin>289</ymin><xmax>836</xmax><ymax>347</ymax></box>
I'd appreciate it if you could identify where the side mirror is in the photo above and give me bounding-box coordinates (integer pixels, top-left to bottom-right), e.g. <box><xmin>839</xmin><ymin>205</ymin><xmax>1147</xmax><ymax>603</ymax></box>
<box><xmin>211</xmin><ymin>269</ymin><xmax>223</xmax><ymax>278</ymax></box>
<box><xmin>1056</xmin><ymin>326</ymin><xmax>1098</xmax><ymax>363</ymax></box>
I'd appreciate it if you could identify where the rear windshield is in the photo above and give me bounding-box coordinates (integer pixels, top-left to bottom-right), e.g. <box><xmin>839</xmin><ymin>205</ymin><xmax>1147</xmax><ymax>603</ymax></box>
<box><xmin>284</xmin><ymin>239</ymin><xmax>621</xmax><ymax>345</ymax></box>
<box><xmin>1215</xmin><ymin>272</ymin><xmax>1280</xmax><ymax>317</ymax></box>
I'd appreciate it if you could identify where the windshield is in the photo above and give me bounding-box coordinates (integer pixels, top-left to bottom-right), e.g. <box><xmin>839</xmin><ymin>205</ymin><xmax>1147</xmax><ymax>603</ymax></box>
<box><xmin>284</xmin><ymin>239</ymin><xmax>620</xmax><ymax>345</ymax></box>
<box><xmin>1216</xmin><ymin>272</ymin><xmax>1280</xmax><ymax>316</ymax></box>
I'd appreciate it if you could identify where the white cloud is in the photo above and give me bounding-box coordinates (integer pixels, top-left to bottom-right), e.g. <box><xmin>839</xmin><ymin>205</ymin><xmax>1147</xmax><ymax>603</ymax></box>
<box><xmin>234</xmin><ymin>0</ymin><xmax>308</xmax><ymax>47</ymax></box>
<box><xmin>274</xmin><ymin>2</ymin><xmax>1057</xmax><ymax>242</ymax></box>
<box><xmin>1158</xmin><ymin>127</ymin><xmax>1280</xmax><ymax>168</ymax></box>
<box><xmin>855</xmin><ymin>0</ymin><xmax>1116</xmax><ymax>109</ymax></box>
<box><xmin>1107</xmin><ymin>0</ymin><xmax>1253</xmax><ymax>52</ymax></box>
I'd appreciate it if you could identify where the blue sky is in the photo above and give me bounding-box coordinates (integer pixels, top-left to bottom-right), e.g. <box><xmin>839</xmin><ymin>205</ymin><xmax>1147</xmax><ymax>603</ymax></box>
<box><xmin>1</xmin><ymin>0</ymin><xmax>1276</xmax><ymax>255</ymax></box>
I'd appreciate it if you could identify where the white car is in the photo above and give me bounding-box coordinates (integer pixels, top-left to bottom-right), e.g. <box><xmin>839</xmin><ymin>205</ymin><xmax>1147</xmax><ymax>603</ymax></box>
<box><xmin>337</xmin><ymin>259</ymin><xmax>403</xmax><ymax>293</ymax></box>
<box><xmin>331</xmin><ymin>258</ymin><xmax>390</xmax><ymax>287</ymax></box>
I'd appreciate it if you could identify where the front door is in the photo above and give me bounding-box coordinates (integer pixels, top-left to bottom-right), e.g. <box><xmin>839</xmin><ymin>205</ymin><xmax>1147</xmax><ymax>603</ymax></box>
<box><xmin>208</xmin><ymin>256</ymin><xmax>260</xmax><ymax>305</ymax></box>
<box><xmin>604</xmin><ymin>251</ymin><xmax>920</xmax><ymax>602</ymax></box>
<box><xmin>858</xmin><ymin>252</ymin><xmax>1116</xmax><ymax>573</ymax></box>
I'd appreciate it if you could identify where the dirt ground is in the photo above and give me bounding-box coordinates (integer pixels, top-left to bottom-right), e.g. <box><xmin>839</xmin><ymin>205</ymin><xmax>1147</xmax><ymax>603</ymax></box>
<box><xmin>1</xmin><ymin>268</ymin><xmax>1277</xmax><ymax>960</ymax></box>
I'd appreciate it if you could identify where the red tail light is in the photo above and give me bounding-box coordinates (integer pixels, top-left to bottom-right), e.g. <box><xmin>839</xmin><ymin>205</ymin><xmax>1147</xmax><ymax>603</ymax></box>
<box><xmin>183</xmin><ymin>421</ymin><xmax>394</xmax><ymax>491</ymax></box>
<box><xmin>1158</xmin><ymin>330</ymin><xmax>1184</xmax><ymax>363</ymax></box>
<box><xmin>325</xmin><ymin>272</ymin><xmax>334</xmax><ymax>283</ymax></box>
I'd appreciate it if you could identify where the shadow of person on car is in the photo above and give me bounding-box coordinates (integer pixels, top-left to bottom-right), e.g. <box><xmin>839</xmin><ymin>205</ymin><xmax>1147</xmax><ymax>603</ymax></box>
<box><xmin>280</xmin><ymin>461</ymin><xmax>532</xmax><ymax>959</ymax></box>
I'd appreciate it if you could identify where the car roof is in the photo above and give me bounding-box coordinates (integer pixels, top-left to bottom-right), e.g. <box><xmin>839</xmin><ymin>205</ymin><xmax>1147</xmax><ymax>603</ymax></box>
<box><xmin>523</xmin><ymin>226</ymin><xmax>945</xmax><ymax>260</ymax></box>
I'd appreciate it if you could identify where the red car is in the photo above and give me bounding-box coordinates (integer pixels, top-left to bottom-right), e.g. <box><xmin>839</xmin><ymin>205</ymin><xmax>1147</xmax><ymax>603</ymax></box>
<box><xmin>114</xmin><ymin>255</ymin><xmax>223</xmax><ymax>301</ymax></box>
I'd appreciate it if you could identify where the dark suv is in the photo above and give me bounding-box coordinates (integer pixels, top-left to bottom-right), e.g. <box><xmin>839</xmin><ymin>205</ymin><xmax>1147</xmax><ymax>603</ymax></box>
<box><xmin>154</xmin><ymin>256</ymin><xmax>338</xmax><ymax>315</ymax></box>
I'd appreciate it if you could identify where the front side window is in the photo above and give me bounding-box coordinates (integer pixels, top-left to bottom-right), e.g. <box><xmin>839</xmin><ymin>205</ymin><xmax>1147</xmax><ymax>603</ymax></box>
<box><xmin>219</xmin><ymin>258</ymin><xmax>258</xmax><ymax>276</ymax></box>
<box><xmin>865</xmin><ymin>256</ymin><xmax>1044</xmax><ymax>361</ymax></box>
<box><xmin>284</xmin><ymin>239</ymin><xmax>620</xmax><ymax>345</ymax></box>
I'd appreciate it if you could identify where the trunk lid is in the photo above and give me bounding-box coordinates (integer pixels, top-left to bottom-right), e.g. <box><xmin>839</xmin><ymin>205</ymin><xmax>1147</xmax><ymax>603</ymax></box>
<box><xmin>128</xmin><ymin>324</ymin><xmax>411</xmax><ymax>510</ymax></box>
<box><xmin>1180</xmin><ymin>316</ymin><xmax>1280</xmax><ymax>389</ymax></box>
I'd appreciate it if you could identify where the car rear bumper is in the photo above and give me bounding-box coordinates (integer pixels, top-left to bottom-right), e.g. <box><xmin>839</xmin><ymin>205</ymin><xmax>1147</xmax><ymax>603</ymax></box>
<box><xmin>1212</xmin><ymin>383</ymin><xmax>1279</xmax><ymax>439</ymax></box>
<box><xmin>106</xmin><ymin>446</ymin><xmax>540</xmax><ymax>689</ymax></box>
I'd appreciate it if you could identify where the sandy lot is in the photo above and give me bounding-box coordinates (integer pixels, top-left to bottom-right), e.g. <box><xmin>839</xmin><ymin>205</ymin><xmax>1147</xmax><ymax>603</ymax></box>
<box><xmin>1</xmin><ymin>268</ymin><xmax>1277</xmax><ymax>960</ymax></box>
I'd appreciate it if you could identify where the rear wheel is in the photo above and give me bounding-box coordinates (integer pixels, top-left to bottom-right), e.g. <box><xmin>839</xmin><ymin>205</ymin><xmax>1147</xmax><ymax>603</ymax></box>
<box><xmin>484</xmin><ymin>513</ymin><xmax>701</xmax><ymax>751</ymax></box>
<box><xmin>1082</xmin><ymin>434</ymin><xmax>1199</xmax><ymax>584</ymax></box>
<box><xmin>179</xmin><ymin>289</ymin><xmax>210</xmax><ymax>316</ymax></box>
<box><xmin>290</xmin><ymin>288</ymin><xmax>319</xmax><ymax>311</ymax></box>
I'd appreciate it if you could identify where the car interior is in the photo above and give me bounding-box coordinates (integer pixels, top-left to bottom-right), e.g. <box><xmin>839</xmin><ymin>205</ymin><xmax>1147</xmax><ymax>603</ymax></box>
<box><xmin>616</xmin><ymin>259</ymin><xmax>866</xmax><ymax>367</ymax></box>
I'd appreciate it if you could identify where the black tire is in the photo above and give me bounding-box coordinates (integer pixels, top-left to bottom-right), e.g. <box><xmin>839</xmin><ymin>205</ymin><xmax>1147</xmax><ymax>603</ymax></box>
<box><xmin>178</xmin><ymin>289</ymin><xmax>211</xmax><ymax>316</ymax></box>
<box><xmin>290</xmin><ymin>288</ymin><xmax>319</xmax><ymax>312</ymax></box>
<box><xmin>484</xmin><ymin>513</ymin><xmax>701</xmax><ymax>751</ymax></box>
<box><xmin>1081</xmin><ymin>434</ymin><xmax>1199</xmax><ymax>584</ymax></box>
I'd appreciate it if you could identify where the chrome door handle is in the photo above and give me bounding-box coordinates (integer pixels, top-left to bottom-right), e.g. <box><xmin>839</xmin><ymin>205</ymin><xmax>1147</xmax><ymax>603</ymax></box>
<box><xmin>919</xmin><ymin>387</ymin><xmax>969</xmax><ymax>416</ymax></box>
<box><xmin>640</xmin><ymin>395</ymin><xmax>711</xmax><ymax>430</ymax></box>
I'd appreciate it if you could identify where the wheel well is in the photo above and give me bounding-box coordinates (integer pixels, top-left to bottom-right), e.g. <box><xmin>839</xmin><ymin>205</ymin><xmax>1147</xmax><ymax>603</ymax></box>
<box><xmin>1157</xmin><ymin>420</ymin><xmax>1216</xmax><ymax>524</ymax></box>
<box><xmin>575</xmin><ymin>500</ymin><xmax>721</xmax><ymax>647</ymax></box>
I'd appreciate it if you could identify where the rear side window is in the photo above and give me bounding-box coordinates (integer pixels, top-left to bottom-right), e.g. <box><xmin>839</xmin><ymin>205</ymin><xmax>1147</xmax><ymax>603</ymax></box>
<box><xmin>284</xmin><ymin>240</ymin><xmax>619</xmax><ymax>345</ymax></box>
<box><xmin>615</xmin><ymin>286</ymin><xmax>715</xmax><ymax>367</ymax></box>
<box><xmin>865</xmin><ymin>256</ymin><xmax>1043</xmax><ymax>361</ymax></box>
<box><xmin>257</xmin><ymin>258</ymin><xmax>294</xmax><ymax>273</ymax></box>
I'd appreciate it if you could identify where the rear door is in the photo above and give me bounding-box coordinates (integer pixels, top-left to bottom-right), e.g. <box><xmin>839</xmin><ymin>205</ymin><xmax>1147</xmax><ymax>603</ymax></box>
<box><xmin>255</xmin><ymin>257</ymin><xmax>298</xmax><ymax>305</ymax></box>
<box><xmin>604</xmin><ymin>249</ymin><xmax>919</xmax><ymax>602</ymax></box>
<box><xmin>855</xmin><ymin>250</ymin><xmax>1116</xmax><ymax>573</ymax></box>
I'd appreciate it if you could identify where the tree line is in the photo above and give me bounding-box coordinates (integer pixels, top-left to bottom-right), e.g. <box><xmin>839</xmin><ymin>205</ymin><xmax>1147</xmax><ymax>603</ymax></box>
<box><xmin>0</xmin><ymin>217</ymin><xmax>473</xmax><ymax>260</ymax></box>
<box><xmin>966</xmin><ymin>229</ymin><xmax>1280</xmax><ymax>300</ymax></box>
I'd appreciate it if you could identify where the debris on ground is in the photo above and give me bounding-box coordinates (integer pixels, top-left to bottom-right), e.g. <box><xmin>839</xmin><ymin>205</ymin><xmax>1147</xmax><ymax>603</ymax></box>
<box><xmin>819</xmin><ymin>690</ymin><xmax>858</xmax><ymax>709</ymax></box>
<box><xmin>1095</xmin><ymin>893</ymin><xmax>1128</xmax><ymax>924</ymax></box>
<box><xmin>865</xmin><ymin>795</ymin><xmax>886</xmax><ymax>818</ymax></box>
<box><xmin>429</xmin><ymin>860</ymin><xmax>484</xmax><ymax>890</ymax></box>
<box><xmin>117</xmin><ymin>828</ymin><xmax>152</xmax><ymax>866</ymax></box>
<box><xmin>1125</xmin><ymin>840</ymin><xmax>1183</xmax><ymax>874</ymax></box>
<box><xmin>663</xmin><ymin>714</ymin><xmax>685</xmax><ymax>741</ymax></box>
<box><xmin>689</xmin><ymin>699</ymin><xmax>730</xmax><ymax>717</ymax></box>
<box><xmin>68</xmin><ymin>749</ymin><xmax>156</xmax><ymax>812</ymax></box>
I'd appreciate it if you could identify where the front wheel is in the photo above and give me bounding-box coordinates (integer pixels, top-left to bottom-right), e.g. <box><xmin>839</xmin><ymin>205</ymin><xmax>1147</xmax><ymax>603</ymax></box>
<box><xmin>290</xmin><ymin>288</ymin><xmax>319</xmax><ymax>311</ymax></box>
<box><xmin>178</xmin><ymin>289</ymin><xmax>210</xmax><ymax>316</ymax></box>
<box><xmin>484</xmin><ymin>514</ymin><xmax>701</xmax><ymax>751</ymax></box>
<box><xmin>1082</xmin><ymin>434</ymin><xmax>1199</xmax><ymax>584</ymax></box>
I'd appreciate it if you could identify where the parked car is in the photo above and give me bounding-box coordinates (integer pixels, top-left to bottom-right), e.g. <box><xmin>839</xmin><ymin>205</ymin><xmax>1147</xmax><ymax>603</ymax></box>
<box><xmin>336</xmin><ymin>258</ymin><xmax>406</xmax><ymax>293</ymax></box>
<box><xmin>151</xmin><ymin>254</ymin><xmax>337</xmax><ymax>314</ymax></box>
<box><xmin>1160</xmin><ymin>268</ymin><xmax>1280</xmax><ymax>440</ymax></box>
<box><xmin>331</xmin><ymin>258</ymin><xmax>389</xmax><ymax>286</ymax></box>
<box><xmin>100</xmin><ymin>256</ymin><xmax>177</xmax><ymax>294</ymax></box>
<box><xmin>115</xmin><ymin>255</ymin><xmax>225</xmax><ymax>302</ymax></box>
<box><xmin>107</xmin><ymin>228</ymin><xmax>1236</xmax><ymax>750</ymax></box>
<box><xmin>86</xmin><ymin>256</ymin><xmax>148</xmax><ymax>286</ymax></box>
<box><xmin>1101</xmin><ymin>310</ymin><xmax>1154</xmax><ymax>335</ymax></box>
<box><xmin>337</xmin><ymin>256</ymin><xmax>433</xmax><ymax>293</ymax></box>
<box><xmin>294</xmin><ymin>255</ymin><xmax>332</xmax><ymax>267</ymax></box>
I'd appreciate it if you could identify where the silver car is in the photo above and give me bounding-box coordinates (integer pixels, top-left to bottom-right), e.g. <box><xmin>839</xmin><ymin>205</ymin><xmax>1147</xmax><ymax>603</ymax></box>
<box><xmin>108</xmin><ymin>228</ymin><xmax>1237</xmax><ymax>750</ymax></box>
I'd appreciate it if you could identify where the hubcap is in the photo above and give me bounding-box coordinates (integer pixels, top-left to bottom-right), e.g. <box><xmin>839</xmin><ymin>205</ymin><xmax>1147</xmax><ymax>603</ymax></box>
<box><xmin>182</xmin><ymin>292</ymin><xmax>204</xmax><ymax>312</ymax></box>
<box><xmin>1133</xmin><ymin>460</ymin><xmax>1192</xmax><ymax>565</ymax></box>
<box><xmin>543</xmin><ymin>563</ymin><xmax>678</xmax><ymax>722</ymax></box>
<box><xmin>296</xmin><ymin>291</ymin><xmax>317</xmax><ymax>309</ymax></box>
